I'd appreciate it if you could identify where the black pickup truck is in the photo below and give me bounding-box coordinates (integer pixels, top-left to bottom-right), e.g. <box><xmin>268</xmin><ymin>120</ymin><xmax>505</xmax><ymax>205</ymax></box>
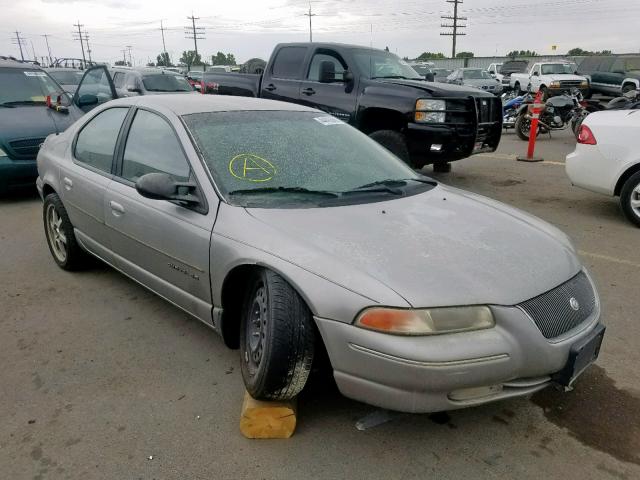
<box><xmin>203</xmin><ymin>43</ymin><xmax>502</xmax><ymax>170</ymax></box>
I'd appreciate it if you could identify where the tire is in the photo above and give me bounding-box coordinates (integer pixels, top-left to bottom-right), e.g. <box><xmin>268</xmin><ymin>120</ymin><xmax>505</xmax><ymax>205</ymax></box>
<box><xmin>369</xmin><ymin>130</ymin><xmax>411</xmax><ymax>165</ymax></box>
<box><xmin>240</xmin><ymin>269</ymin><xmax>315</xmax><ymax>400</ymax></box>
<box><xmin>515</xmin><ymin>114</ymin><xmax>539</xmax><ymax>141</ymax></box>
<box><xmin>514</xmin><ymin>82</ymin><xmax>521</xmax><ymax>94</ymax></box>
<box><xmin>620</xmin><ymin>172</ymin><xmax>640</xmax><ymax>227</ymax></box>
<box><xmin>622</xmin><ymin>83</ymin><xmax>636</xmax><ymax>95</ymax></box>
<box><xmin>43</xmin><ymin>193</ymin><xmax>88</xmax><ymax>270</ymax></box>
<box><xmin>540</xmin><ymin>86</ymin><xmax>549</xmax><ymax>102</ymax></box>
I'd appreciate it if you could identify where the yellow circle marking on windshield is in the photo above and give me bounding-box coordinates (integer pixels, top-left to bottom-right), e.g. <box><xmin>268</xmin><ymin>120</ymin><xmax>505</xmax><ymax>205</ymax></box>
<box><xmin>229</xmin><ymin>154</ymin><xmax>276</xmax><ymax>182</ymax></box>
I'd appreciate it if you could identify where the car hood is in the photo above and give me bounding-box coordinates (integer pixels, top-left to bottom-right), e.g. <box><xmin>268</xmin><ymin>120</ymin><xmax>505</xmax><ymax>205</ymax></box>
<box><xmin>544</xmin><ymin>74</ymin><xmax>585</xmax><ymax>81</ymax></box>
<box><xmin>0</xmin><ymin>105</ymin><xmax>80</xmax><ymax>158</ymax></box>
<box><xmin>376</xmin><ymin>78</ymin><xmax>495</xmax><ymax>98</ymax></box>
<box><xmin>233</xmin><ymin>184</ymin><xmax>581</xmax><ymax>308</ymax></box>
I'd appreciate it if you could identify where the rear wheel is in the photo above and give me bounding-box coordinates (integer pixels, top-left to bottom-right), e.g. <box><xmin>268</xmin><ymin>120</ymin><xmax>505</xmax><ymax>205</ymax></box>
<box><xmin>240</xmin><ymin>269</ymin><xmax>315</xmax><ymax>400</ymax></box>
<box><xmin>515</xmin><ymin>114</ymin><xmax>539</xmax><ymax>141</ymax></box>
<box><xmin>620</xmin><ymin>172</ymin><xmax>640</xmax><ymax>227</ymax></box>
<box><xmin>368</xmin><ymin>130</ymin><xmax>411</xmax><ymax>165</ymax></box>
<box><xmin>43</xmin><ymin>193</ymin><xmax>89</xmax><ymax>270</ymax></box>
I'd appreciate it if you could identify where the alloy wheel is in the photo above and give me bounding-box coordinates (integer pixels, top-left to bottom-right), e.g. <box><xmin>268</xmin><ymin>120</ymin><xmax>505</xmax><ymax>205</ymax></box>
<box><xmin>46</xmin><ymin>204</ymin><xmax>67</xmax><ymax>263</ymax></box>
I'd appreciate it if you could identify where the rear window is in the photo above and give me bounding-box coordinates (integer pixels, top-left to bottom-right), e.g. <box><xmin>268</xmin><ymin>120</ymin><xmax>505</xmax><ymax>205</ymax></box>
<box><xmin>142</xmin><ymin>74</ymin><xmax>192</xmax><ymax>92</ymax></box>
<box><xmin>271</xmin><ymin>47</ymin><xmax>307</xmax><ymax>79</ymax></box>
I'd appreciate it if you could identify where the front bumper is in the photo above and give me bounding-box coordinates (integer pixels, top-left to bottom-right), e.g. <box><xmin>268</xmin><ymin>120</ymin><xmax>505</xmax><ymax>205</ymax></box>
<box><xmin>315</xmin><ymin>300</ymin><xmax>602</xmax><ymax>413</ymax></box>
<box><xmin>546</xmin><ymin>86</ymin><xmax>590</xmax><ymax>97</ymax></box>
<box><xmin>0</xmin><ymin>156</ymin><xmax>38</xmax><ymax>194</ymax></box>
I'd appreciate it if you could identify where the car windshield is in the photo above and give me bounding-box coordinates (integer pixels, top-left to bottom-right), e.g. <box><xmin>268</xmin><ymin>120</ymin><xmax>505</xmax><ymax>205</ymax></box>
<box><xmin>0</xmin><ymin>68</ymin><xmax>64</xmax><ymax>105</ymax></box>
<box><xmin>351</xmin><ymin>49</ymin><xmax>423</xmax><ymax>80</ymax></box>
<box><xmin>463</xmin><ymin>69</ymin><xmax>492</xmax><ymax>79</ymax></box>
<box><xmin>433</xmin><ymin>69</ymin><xmax>451</xmax><ymax>76</ymax></box>
<box><xmin>142</xmin><ymin>73</ymin><xmax>192</xmax><ymax>92</ymax></box>
<box><xmin>626</xmin><ymin>57</ymin><xmax>640</xmax><ymax>71</ymax></box>
<box><xmin>541</xmin><ymin>64</ymin><xmax>574</xmax><ymax>75</ymax></box>
<box><xmin>182</xmin><ymin>111</ymin><xmax>435</xmax><ymax>208</ymax></box>
<box><xmin>412</xmin><ymin>65</ymin><xmax>431</xmax><ymax>75</ymax></box>
<box><xmin>47</xmin><ymin>70</ymin><xmax>84</xmax><ymax>85</ymax></box>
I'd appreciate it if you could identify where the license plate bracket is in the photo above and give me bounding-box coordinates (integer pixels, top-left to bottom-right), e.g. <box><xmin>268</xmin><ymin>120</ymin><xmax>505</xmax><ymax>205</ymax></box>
<box><xmin>553</xmin><ymin>324</ymin><xmax>605</xmax><ymax>387</ymax></box>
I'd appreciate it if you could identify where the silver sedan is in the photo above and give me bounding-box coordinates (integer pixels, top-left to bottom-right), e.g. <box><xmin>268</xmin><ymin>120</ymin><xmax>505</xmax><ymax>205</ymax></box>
<box><xmin>36</xmin><ymin>94</ymin><xmax>605</xmax><ymax>413</ymax></box>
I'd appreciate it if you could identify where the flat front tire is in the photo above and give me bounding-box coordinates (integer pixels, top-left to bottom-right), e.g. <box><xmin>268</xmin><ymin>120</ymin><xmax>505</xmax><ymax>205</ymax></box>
<box><xmin>620</xmin><ymin>172</ymin><xmax>640</xmax><ymax>227</ymax></box>
<box><xmin>240</xmin><ymin>269</ymin><xmax>315</xmax><ymax>400</ymax></box>
<box><xmin>43</xmin><ymin>193</ymin><xmax>88</xmax><ymax>270</ymax></box>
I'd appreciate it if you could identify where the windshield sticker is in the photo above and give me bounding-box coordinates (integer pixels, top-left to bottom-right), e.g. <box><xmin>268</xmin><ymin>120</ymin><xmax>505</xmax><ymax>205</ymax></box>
<box><xmin>314</xmin><ymin>116</ymin><xmax>345</xmax><ymax>126</ymax></box>
<box><xmin>229</xmin><ymin>154</ymin><xmax>276</xmax><ymax>182</ymax></box>
<box><xmin>24</xmin><ymin>71</ymin><xmax>47</xmax><ymax>77</ymax></box>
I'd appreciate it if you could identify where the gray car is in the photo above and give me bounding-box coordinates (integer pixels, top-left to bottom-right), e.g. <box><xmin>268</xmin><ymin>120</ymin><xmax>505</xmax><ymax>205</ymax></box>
<box><xmin>36</xmin><ymin>94</ymin><xmax>605</xmax><ymax>413</ymax></box>
<box><xmin>448</xmin><ymin>68</ymin><xmax>503</xmax><ymax>95</ymax></box>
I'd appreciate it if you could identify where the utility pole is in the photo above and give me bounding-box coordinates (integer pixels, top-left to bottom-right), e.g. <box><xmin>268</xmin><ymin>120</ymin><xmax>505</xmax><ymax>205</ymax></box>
<box><xmin>160</xmin><ymin>20</ymin><xmax>169</xmax><ymax>65</ymax></box>
<box><xmin>83</xmin><ymin>31</ymin><xmax>92</xmax><ymax>63</ymax></box>
<box><xmin>440</xmin><ymin>0</ymin><xmax>467</xmax><ymax>58</ymax></box>
<box><xmin>304</xmin><ymin>2</ymin><xmax>316</xmax><ymax>42</ymax></box>
<box><xmin>12</xmin><ymin>31</ymin><xmax>26</xmax><ymax>61</ymax></box>
<box><xmin>42</xmin><ymin>34</ymin><xmax>53</xmax><ymax>66</ymax></box>
<box><xmin>30</xmin><ymin>40</ymin><xmax>37</xmax><ymax>62</ymax></box>
<box><xmin>73</xmin><ymin>21</ymin><xmax>87</xmax><ymax>67</ymax></box>
<box><xmin>121</xmin><ymin>49</ymin><xmax>127</xmax><ymax>65</ymax></box>
<box><xmin>185</xmin><ymin>14</ymin><xmax>205</xmax><ymax>66</ymax></box>
<box><xmin>126</xmin><ymin>45</ymin><xmax>133</xmax><ymax>66</ymax></box>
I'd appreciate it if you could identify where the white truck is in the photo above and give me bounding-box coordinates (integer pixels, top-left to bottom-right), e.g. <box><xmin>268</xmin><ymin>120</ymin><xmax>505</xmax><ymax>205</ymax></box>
<box><xmin>510</xmin><ymin>62</ymin><xmax>589</xmax><ymax>98</ymax></box>
<box><xmin>487</xmin><ymin>63</ymin><xmax>504</xmax><ymax>81</ymax></box>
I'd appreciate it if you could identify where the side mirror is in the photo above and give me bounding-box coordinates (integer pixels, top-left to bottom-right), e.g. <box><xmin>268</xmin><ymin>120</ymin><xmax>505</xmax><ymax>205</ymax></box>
<box><xmin>489</xmin><ymin>70</ymin><xmax>495</xmax><ymax>75</ymax></box>
<box><xmin>127</xmin><ymin>86</ymin><xmax>142</xmax><ymax>94</ymax></box>
<box><xmin>532</xmin><ymin>71</ymin><xmax>539</xmax><ymax>76</ymax></box>
<box><xmin>135</xmin><ymin>172</ymin><xmax>200</xmax><ymax>206</ymax></box>
<box><xmin>343</xmin><ymin>69</ymin><xmax>354</xmax><ymax>84</ymax></box>
<box><xmin>424</xmin><ymin>72</ymin><xmax>435</xmax><ymax>82</ymax></box>
<box><xmin>318</xmin><ymin>61</ymin><xmax>337</xmax><ymax>83</ymax></box>
<box><xmin>77</xmin><ymin>94</ymin><xmax>98</xmax><ymax>108</ymax></box>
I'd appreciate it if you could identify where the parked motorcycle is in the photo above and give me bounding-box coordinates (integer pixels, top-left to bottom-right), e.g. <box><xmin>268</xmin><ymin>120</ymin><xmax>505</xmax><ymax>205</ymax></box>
<box><xmin>571</xmin><ymin>89</ymin><xmax>640</xmax><ymax>137</ymax></box>
<box><xmin>502</xmin><ymin>91</ymin><xmax>529</xmax><ymax>129</ymax></box>
<box><xmin>514</xmin><ymin>89</ymin><xmax>587</xmax><ymax>141</ymax></box>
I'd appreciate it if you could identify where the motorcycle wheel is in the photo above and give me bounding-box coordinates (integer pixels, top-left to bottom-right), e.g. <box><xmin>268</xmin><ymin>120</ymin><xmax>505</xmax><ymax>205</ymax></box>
<box><xmin>515</xmin><ymin>114</ymin><xmax>540</xmax><ymax>141</ymax></box>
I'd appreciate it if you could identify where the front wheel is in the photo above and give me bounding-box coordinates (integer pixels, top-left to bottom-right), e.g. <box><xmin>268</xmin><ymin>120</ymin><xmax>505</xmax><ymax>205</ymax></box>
<box><xmin>620</xmin><ymin>172</ymin><xmax>640</xmax><ymax>227</ymax></box>
<box><xmin>240</xmin><ymin>269</ymin><xmax>315</xmax><ymax>400</ymax></box>
<box><xmin>622</xmin><ymin>83</ymin><xmax>636</xmax><ymax>95</ymax></box>
<box><xmin>369</xmin><ymin>130</ymin><xmax>411</xmax><ymax>165</ymax></box>
<box><xmin>515</xmin><ymin>114</ymin><xmax>539</xmax><ymax>141</ymax></box>
<box><xmin>43</xmin><ymin>193</ymin><xmax>89</xmax><ymax>270</ymax></box>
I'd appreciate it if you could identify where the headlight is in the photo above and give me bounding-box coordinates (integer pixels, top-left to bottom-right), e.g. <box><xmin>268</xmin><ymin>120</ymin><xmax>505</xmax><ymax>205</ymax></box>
<box><xmin>354</xmin><ymin>306</ymin><xmax>495</xmax><ymax>336</ymax></box>
<box><xmin>580</xmin><ymin>80</ymin><xmax>589</xmax><ymax>88</ymax></box>
<box><xmin>0</xmin><ymin>147</ymin><xmax>7</xmax><ymax>158</ymax></box>
<box><xmin>415</xmin><ymin>99</ymin><xmax>446</xmax><ymax>123</ymax></box>
<box><xmin>550</xmin><ymin>81</ymin><xmax>561</xmax><ymax>88</ymax></box>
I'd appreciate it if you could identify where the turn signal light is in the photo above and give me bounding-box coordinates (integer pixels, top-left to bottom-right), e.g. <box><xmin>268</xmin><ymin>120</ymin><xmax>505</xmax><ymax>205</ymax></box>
<box><xmin>577</xmin><ymin>125</ymin><xmax>597</xmax><ymax>145</ymax></box>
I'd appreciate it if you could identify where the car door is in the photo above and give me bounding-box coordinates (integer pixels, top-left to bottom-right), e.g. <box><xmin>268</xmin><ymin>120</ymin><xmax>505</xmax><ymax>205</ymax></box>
<box><xmin>59</xmin><ymin>106</ymin><xmax>130</xmax><ymax>261</ymax></box>
<box><xmin>596</xmin><ymin>57</ymin><xmax>620</xmax><ymax>94</ymax></box>
<box><xmin>261</xmin><ymin>45</ymin><xmax>308</xmax><ymax>102</ymax></box>
<box><xmin>297</xmin><ymin>49</ymin><xmax>357</xmax><ymax>124</ymax></box>
<box><xmin>105</xmin><ymin>107</ymin><xmax>217</xmax><ymax>321</ymax></box>
<box><xmin>72</xmin><ymin>65</ymin><xmax>118</xmax><ymax>113</ymax></box>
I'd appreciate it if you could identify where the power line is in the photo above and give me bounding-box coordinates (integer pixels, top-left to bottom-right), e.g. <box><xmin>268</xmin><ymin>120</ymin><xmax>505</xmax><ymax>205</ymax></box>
<box><xmin>304</xmin><ymin>2</ymin><xmax>317</xmax><ymax>42</ymax></box>
<box><xmin>72</xmin><ymin>21</ymin><xmax>87</xmax><ymax>66</ymax></box>
<box><xmin>185</xmin><ymin>14</ymin><xmax>205</xmax><ymax>64</ymax></box>
<box><xmin>440</xmin><ymin>0</ymin><xmax>466</xmax><ymax>58</ymax></box>
<box><xmin>12</xmin><ymin>31</ymin><xmax>26</xmax><ymax>61</ymax></box>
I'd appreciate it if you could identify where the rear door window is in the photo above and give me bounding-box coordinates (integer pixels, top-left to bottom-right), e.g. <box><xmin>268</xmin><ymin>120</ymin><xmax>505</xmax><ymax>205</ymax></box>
<box><xmin>307</xmin><ymin>51</ymin><xmax>347</xmax><ymax>82</ymax></box>
<box><xmin>74</xmin><ymin>108</ymin><xmax>128</xmax><ymax>173</ymax></box>
<box><xmin>113</xmin><ymin>72</ymin><xmax>125</xmax><ymax>88</ymax></box>
<box><xmin>271</xmin><ymin>47</ymin><xmax>307</xmax><ymax>79</ymax></box>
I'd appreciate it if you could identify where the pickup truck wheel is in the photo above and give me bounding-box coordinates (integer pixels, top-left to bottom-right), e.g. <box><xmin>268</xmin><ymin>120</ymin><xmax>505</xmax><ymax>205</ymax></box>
<box><xmin>622</xmin><ymin>83</ymin><xmax>636</xmax><ymax>95</ymax></box>
<box><xmin>369</xmin><ymin>130</ymin><xmax>411</xmax><ymax>165</ymax></box>
<box><xmin>240</xmin><ymin>269</ymin><xmax>315</xmax><ymax>401</ymax></box>
<box><xmin>43</xmin><ymin>193</ymin><xmax>88</xmax><ymax>270</ymax></box>
<box><xmin>620</xmin><ymin>172</ymin><xmax>640</xmax><ymax>227</ymax></box>
<box><xmin>514</xmin><ymin>82</ymin><xmax>522</xmax><ymax>94</ymax></box>
<box><xmin>515</xmin><ymin>114</ymin><xmax>539</xmax><ymax>141</ymax></box>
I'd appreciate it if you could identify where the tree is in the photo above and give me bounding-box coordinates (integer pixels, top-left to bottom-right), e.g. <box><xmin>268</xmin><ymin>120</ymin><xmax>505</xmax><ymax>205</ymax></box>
<box><xmin>114</xmin><ymin>60</ymin><xmax>128</xmax><ymax>66</ymax></box>
<box><xmin>180</xmin><ymin>50</ymin><xmax>201</xmax><ymax>69</ymax></box>
<box><xmin>146</xmin><ymin>62</ymin><xmax>155</xmax><ymax>67</ymax></box>
<box><xmin>506</xmin><ymin>50</ymin><xmax>538</xmax><ymax>58</ymax></box>
<box><xmin>456</xmin><ymin>51</ymin><xmax>474</xmax><ymax>58</ymax></box>
<box><xmin>567</xmin><ymin>47</ymin><xmax>612</xmax><ymax>56</ymax></box>
<box><xmin>211</xmin><ymin>52</ymin><xmax>237</xmax><ymax>66</ymax></box>
<box><xmin>156</xmin><ymin>52</ymin><xmax>172</xmax><ymax>67</ymax></box>
<box><xmin>417</xmin><ymin>52</ymin><xmax>446</xmax><ymax>60</ymax></box>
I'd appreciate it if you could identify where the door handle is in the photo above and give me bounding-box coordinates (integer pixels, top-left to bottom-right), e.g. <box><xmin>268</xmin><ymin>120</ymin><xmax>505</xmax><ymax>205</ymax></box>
<box><xmin>63</xmin><ymin>177</ymin><xmax>73</xmax><ymax>190</ymax></box>
<box><xmin>264</xmin><ymin>84</ymin><xmax>277</xmax><ymax>92</ymax></box>
<box><xmin>109</xmin><ymin>201</ymin><xmax>125</xmax><ymax>215</ymax></box>
<box><xmin>302</xmin><ymin>88</ymin><xmax>316</xmax><ymax>96</ymax></box>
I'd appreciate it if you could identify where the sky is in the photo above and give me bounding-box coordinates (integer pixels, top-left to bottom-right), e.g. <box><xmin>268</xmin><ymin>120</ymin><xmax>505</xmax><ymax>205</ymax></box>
<box><xmin>1</xmin><ymin>0</ymin><xmax>639</xmax><ymax>66</ymax></box>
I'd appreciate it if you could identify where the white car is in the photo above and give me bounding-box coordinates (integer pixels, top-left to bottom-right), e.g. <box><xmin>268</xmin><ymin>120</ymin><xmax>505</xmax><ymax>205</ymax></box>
<box><xmin>566</xmin><ymin>110</ymin><xmax>640</xmax><ymax>227</ymax></box>
<box><xmin>511</xmin><ymin>62</ymin><xmax>588</xmax><ymax>98</ymax></box>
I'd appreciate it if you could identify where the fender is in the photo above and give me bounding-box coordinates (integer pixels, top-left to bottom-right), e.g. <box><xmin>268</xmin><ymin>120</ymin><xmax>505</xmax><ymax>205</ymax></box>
<box><xmin>622</xmin><ymin>78</ymin><xmax>640</xmax><ymax>90</ymax></box>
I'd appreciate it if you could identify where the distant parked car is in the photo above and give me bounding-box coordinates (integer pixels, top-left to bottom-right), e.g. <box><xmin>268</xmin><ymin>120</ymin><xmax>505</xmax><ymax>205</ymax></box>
<box><xmin>498</xmin><ymin>60</ymin><xmax>529</xmax><ymax>91</ymax></box>
<box><xmin>567</xmin><ymin>110</ymin><xmax>640</xmax><ymax>227</ymax></box>
<box><xmin>45</xmin><ymin>68</ymin><xmax>85</xmax><ymax>94</ymax></box>
<box><xmin>37</xmin><ymin>93</ymin><xmax>605</xmax><ymax>413</ymax></box>
<box><xmin>110</xmin><ymin>67</ymin><xmax>194</xmax><ymax>97</ymax></box>
<box><xmin>510</xmin><ymin>62</ymin><xmax>588</xmax><ymax>98</ymax></box>
<box><xmin>208</xmin><ymin>65</ymin><xmax>232</xmax><ymax>73</ymax></box>
<box><xmin>487</xmin><ymin>63</ymin><xmax>504</xmax><ymax>81</ymax></box>
<box><xmin>577</xmin><ymin>55</ymin><xmax>640</xmax><ymax>96</ymax></box>
<box><xmin>432</xmin><ymin>68</ymin><xmax>452</xmax><ymax>83</ymax></box>
<box><xmin>447</xmin><ymin>68</ymin><xmax>503</xmax><ymax>95</ymax></box>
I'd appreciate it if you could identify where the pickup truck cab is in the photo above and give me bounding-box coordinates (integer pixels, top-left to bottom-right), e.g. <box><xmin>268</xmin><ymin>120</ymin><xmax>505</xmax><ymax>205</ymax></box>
<box><xmin>203</xmin><ymin>43</ymin><xmax>502</xmax><ymax>170</ymax></box>
<box><xmin>487</xmin><ymin>63</ymin><xmax>504</xmax><ymax>81</ymax></box>
<box><xmin>510</xmin><ymin>62</ymin><xmax>589</xmax><ymax>98</ymax></box>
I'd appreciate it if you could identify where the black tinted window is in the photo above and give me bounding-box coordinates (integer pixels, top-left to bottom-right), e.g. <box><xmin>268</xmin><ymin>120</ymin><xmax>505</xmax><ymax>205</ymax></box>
<box><xmin>75</xmin><ymin>108</ymin><xmax>128</xmax><ymax>173</ymax></box>
<box><xmin>121</xmin><ymin>110</ymin><xmax>190</xmax><ymax>182</ymax></box>
<box><xmin>142</xmin><ymin>73</ymin><xmax>192</xmax><ymax>92</ymax></box>
<box><xmin>271</xmin><ymin>47</ymin><xmax>307</xmax><ymax>79</ymax></box>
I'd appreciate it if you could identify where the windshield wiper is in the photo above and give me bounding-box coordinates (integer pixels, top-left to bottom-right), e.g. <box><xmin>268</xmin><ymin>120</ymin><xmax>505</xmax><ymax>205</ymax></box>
<box><xmin>228</xmin><ymin>187</ymin><xmax>340</xmax><ymax>197</ymax></box>
<box><xmin>353</xmin><ymin>178</ymin><xmax>435</xmax><ymax>190</ymax></box>
<box><xmin>1</xmin><ymin>100</ymin><xmax>46</xmax><ymax>106</ymax></box>
<box><xmin>371</xmin><ymin>75</ymin><xmax>418</xmax><ymax>80</ymax></box>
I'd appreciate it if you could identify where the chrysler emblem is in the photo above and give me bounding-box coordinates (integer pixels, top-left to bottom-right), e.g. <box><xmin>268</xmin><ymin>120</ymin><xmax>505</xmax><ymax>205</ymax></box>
<box><xmin>569</xmin><ymin>297</ymin><xmax>580</xmax><ymax>311</ymax></box>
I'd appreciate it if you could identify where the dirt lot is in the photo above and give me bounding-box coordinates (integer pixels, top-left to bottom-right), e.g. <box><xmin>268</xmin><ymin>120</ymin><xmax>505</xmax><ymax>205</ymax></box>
<box><xmin>1</xmin><ymin>128</ymin><xmax>639</xmax><ymax>480</ymax></box>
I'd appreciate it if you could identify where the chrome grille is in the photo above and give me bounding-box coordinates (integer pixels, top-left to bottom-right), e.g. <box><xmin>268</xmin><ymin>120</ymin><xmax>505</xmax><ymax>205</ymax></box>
<box><xmin>9</xmin><ymin>137</ymin><xmax>45</xmax><ymax>159</ymax></box>
<box><xmin>519</xmin><ymin>272</ymin><xmax>596</xmax><ymax>339</ymax></box>
<box><xmin>559</xmin><ymin>80</ymin><xmax>583</xmax><ymax>89</ymax></box>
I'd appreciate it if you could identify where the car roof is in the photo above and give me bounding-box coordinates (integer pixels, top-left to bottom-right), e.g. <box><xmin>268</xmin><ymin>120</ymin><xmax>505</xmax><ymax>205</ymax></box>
<box><xmin>0</xmin><ymin>57</ymin><xmax>43</xmax><ymax>69</ymax></box>
<box><xmin>110</xmin><ymin>67</ymin><xmax>176</xmax><ymax>75</ymax></box>
<box><xmin>107</xmin><ymin>94</ymin><xmax>318</xmax><ymax>116</ymax></box>
<box><xmin>45</xmin><ymin>67</ymin><xmax>84</xmax><ymax>72</ymax></box>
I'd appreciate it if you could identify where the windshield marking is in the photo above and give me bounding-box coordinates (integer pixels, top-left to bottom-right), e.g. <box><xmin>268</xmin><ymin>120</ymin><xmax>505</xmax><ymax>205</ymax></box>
<box><xmin>314</xmin><ymin>116</ymin><xmax>344</xmax><ymax>126</ymax></box>
<box><xmin>229</xmin><ymin>154</ymin><xmax>277</xmax><ymax>182</ymax></box>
